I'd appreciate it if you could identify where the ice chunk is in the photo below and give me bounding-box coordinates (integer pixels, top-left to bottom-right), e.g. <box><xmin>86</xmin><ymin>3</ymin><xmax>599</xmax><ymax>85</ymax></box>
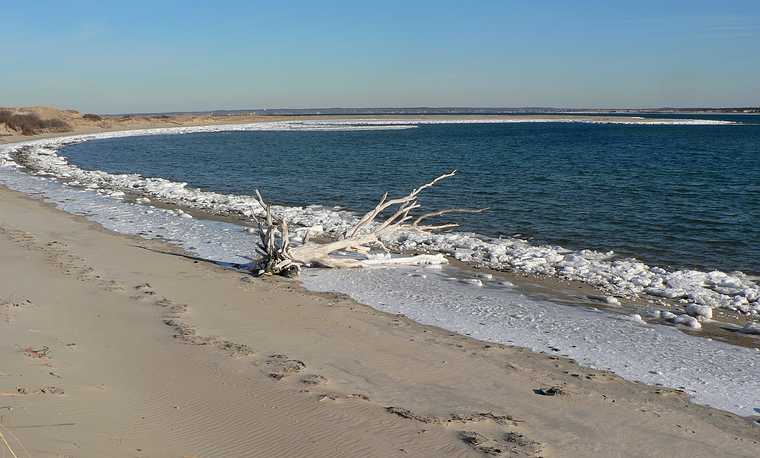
<box><xmin>645</xmin><ymin>310</ymin><xmax>662</xmax><ymax>319</ymax></box>
<box><xmin>739</xmin><ymin>322</ymin><xmax>760</xmax><ymax>335</ymax></box>
<box><xmin>645</xmin><ymin>287</ymin><xmax>687</xmax><ymax>299</ymax></box>
<box><xmin>686</xmin><ymin>303</ymin><xmax>713</xmax><ymax>320</ymax></box>
<box><xmin>674</xmin><ymin>314</ymin><xmax>702</xmax><ymax>329</ymax></box>
<box><xmin>606</xmin><ymin>296</ymin><xmax>621</xmax><ymax>306</ymax></box>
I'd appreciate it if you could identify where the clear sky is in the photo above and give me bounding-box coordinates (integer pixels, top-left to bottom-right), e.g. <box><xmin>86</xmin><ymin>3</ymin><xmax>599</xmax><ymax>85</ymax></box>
<box><xmin>2</xmin><ymin>0</ymin><xmax>759</xmax><ymax>113</ymax></box>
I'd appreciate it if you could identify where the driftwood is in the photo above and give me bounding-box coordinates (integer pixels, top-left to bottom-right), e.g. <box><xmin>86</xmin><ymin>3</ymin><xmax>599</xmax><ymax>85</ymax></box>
<box><xmin>251</xmin><ymin>171</ymin><xmax>486</xmax><ymax>277</ymax></box>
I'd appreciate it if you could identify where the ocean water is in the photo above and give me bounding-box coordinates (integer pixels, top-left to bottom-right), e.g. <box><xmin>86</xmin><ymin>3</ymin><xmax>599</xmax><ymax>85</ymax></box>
<box><xmin>58</xmin><ymin>116</ymin><xmax>760</xmax><ymax>274</ymax></box>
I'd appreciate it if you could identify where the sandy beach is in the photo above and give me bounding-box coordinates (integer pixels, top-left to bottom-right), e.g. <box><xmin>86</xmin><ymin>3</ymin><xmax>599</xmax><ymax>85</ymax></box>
<box><xmin>1</xmin><ymin>116</ymin><xmax>759</xmax><ymax>456</ymax></box>
<box><xmin>6</xmin><ymin>0</ymin><xmax>760</xmax><ymax>451</ymax></box>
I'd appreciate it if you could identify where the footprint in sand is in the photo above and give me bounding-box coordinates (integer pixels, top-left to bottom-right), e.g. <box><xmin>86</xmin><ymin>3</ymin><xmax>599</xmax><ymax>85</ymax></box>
<box><xmin>131</xmin><ymin>283</ymin><xmax>157</xmax><ymax>299</ymax></box>
<box><xmin>23</xmin><ymin>345</ymin><xmax>51</xmax><ymax>359</ymax></box>
<box><xmin>317</xmin><ymin>392</ymin><xmax>370</xmax><ymax>402</ymax></box>
<box><xmin>460</xmin><ymin>430</ymin><xmax>542</xmax><ymax>457</ymax></box>
<box><xmin>216</xmin><ymin>340</ymin><xmax>255</xmax><ymax>357</ymax></box>
<box><xmin>301</xmin><ymin>374</ymin><xmax>327</xmax><ymax>386</ymax></box>
<box><xmin>264</xmin><ymin>354</ymin><xmax>306</xmax><ymax>380</ymax></box>
<box><xmin>384</xmin><ymin>405</ymin><xmax>540</xmax><ymax>456</ymax></box>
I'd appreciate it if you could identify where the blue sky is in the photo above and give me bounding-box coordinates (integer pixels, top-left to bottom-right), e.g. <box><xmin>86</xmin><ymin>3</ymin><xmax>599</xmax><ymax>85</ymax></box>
<box><xmin>2</xmin><ymin>1</ymin><xmax>759</xmax><ymax>113</ymax></box>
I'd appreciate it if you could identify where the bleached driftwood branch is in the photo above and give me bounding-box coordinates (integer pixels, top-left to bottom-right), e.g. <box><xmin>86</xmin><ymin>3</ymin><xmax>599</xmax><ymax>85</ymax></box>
<box><xmin>411</xmin><ymin>207</ymin><xmax>489</xmax><ymax>231</ymax></box>
<box><xmin>250</xmin><ymin>190</ymin><xmax>301</xmax><ymax>276</ymax></box>
<box><xmin>251</xmin><ymin>171</ymin><xmax>487</xmax><ymax>277</ymax></box>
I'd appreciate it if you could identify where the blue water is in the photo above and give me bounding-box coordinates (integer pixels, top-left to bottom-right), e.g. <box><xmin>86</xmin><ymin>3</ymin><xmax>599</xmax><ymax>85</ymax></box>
<box><xmin>59</xmin><ymin>118</ymin><xmax>760</xmax><ymax>274</ymax></box>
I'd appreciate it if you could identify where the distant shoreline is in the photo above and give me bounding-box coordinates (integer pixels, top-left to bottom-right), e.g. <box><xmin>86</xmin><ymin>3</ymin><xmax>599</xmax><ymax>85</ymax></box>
<box><xmin>0</xmin><ymin>106</ymin><xmax>742</xmax><ymax>145</ymax></box>
<box><xmin>102</xmin><ymin>107</ymin><xmax>760</xmax><ymax>117</ymax></box>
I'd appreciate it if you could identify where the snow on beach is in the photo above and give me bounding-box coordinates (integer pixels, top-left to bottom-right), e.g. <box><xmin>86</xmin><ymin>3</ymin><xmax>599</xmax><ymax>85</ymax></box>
<box><xmin>1</xmin><ymin>130</ymin><xmax>759</xmax><ymax>417</ymax></box>
<box><xmin>1</xmin><ymin>119</ymin><xmax>758</xmax><ymax>318</ymax></box>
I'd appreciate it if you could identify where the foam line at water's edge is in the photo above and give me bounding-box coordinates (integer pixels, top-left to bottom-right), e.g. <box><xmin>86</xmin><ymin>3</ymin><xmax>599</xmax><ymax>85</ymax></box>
<box><xmin>0</xmin><ymin>119</ymin><xmax>757</xmax><ymax>319</ymax></box>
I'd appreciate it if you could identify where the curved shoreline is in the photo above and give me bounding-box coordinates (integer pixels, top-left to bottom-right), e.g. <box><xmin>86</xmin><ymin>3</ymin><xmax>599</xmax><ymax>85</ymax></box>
<box><xmin>0</xmin><ymin>121</ymin><xmax>756</xmax><ymax>418</ymax></box>
<box><xmin>1</xmin><ymin>167</ymin><xmax>759</xmax><ymax>457</ymax></box>
<box><xmin>1</xmin><ymin>119</ymin><xmax>758</xmax><ymax>320</ymax></box>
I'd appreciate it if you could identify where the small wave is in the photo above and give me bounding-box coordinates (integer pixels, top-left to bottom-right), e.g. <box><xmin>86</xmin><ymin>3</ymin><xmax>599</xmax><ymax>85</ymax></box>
<box><xmin>1</xmin><ymin>120</ymin><xmax>757</xmax><ymax>316</ymax></box>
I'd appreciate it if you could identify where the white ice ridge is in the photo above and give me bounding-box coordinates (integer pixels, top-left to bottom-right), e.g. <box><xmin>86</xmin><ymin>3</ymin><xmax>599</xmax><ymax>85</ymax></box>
<box><xmin>1</xmin><ymin>120</ymin><xmax>757</xmax><ymax>316</ymax></box>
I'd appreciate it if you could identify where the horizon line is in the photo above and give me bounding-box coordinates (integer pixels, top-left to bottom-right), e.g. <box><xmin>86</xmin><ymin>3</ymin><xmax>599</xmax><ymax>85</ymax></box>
<box><xmin>95</xmin><ymin>106</ymin><xmax>760</xmax><ymax>116</ymax></box>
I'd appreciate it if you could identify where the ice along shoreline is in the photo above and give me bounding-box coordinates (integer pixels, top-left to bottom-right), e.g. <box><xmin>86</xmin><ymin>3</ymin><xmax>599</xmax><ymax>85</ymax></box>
<box><xmin>0</xmin><ymin>165</ymin><xmax>758</xmax><ymax>418</ymax></box>
<box><xmin>1</xmin><ymin>119</ymin><xmax>758</xmax><ymax>318</ymax></box>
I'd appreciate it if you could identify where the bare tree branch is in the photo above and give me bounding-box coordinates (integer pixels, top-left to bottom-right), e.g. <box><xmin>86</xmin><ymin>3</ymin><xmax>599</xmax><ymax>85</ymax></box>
<box><xmin>411</xmin><ymin>207</ymin><xmax>489</xmax><ymax>231</ymax></box>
